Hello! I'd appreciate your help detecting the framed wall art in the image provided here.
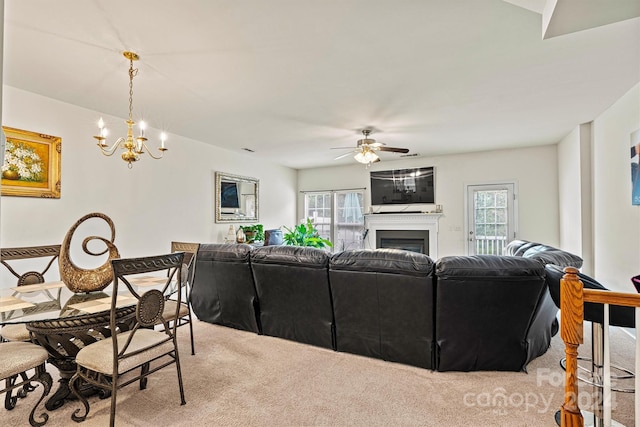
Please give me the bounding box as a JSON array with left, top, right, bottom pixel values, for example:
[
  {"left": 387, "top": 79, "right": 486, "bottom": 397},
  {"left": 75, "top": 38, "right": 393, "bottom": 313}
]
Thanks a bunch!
[
  {"left": 1, "top": 126, "right": 61, "bottom": 198},
  {"left": 632, "top": 127, "right": 640, "bottom": 205}
]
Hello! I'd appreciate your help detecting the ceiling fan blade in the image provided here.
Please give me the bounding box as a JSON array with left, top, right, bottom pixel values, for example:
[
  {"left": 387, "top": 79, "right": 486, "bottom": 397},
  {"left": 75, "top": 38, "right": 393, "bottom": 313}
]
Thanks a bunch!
[
  {"left": 330, "top": 147, "right": 356, "bottom": 150},
  {"left": 378, "top": 146, "right": 409, "bottom": 154},
  {"left": 334, "top": 150, "right": 356, "bottom": 160}
]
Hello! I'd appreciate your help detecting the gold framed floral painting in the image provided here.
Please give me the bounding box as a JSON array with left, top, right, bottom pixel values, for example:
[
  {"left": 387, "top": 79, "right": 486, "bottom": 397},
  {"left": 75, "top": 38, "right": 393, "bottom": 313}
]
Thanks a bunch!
[{"left": 1, "top": 126, "right": 61, "bottom": 198}]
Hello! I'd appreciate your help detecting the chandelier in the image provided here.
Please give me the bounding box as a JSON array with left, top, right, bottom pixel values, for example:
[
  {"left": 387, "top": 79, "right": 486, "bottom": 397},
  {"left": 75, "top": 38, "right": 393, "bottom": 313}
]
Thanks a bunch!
[{"left": 93, "top": 51, "right": 167, "bottom": 168}]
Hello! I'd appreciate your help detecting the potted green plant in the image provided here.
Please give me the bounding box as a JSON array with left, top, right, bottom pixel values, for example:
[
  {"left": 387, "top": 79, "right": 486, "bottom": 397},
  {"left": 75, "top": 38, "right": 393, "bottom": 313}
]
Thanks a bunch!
[
  {"left": 283, "top": 218, "right": 333, "bottom": 249},
  {"left": 240, "top": 224, "right": 264, "bottom": 243}
]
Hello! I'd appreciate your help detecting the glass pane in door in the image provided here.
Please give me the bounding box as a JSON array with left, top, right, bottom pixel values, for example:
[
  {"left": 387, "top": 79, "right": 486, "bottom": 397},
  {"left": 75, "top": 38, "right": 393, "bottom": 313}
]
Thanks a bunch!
[
  {"left": 468, "top": 184, "right": 514, "bottom": 255},
  {"left": 305, "top": 192, "right": 332, "bottom": 240},
  {"left": 334, "top": 191, "right": 364, "bottom": 251}
]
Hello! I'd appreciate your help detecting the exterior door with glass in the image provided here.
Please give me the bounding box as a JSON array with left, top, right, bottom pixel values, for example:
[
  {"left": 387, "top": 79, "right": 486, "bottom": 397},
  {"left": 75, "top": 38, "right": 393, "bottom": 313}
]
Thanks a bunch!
[{"left": 466, "top": 183, "right": 516, "bottom": 255}]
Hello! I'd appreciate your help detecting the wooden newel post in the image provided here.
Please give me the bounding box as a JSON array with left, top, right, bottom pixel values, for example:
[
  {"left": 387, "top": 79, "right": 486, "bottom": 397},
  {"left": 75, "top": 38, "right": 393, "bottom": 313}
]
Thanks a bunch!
[{"left": 559, "top": 267, "right": 584, "bottom": 427}]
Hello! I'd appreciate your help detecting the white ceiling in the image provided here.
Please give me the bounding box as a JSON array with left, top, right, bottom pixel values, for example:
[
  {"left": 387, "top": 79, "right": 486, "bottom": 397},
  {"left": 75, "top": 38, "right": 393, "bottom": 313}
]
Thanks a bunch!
[{"left": 3, "top": 0, "right": 639, "bottom": 170}]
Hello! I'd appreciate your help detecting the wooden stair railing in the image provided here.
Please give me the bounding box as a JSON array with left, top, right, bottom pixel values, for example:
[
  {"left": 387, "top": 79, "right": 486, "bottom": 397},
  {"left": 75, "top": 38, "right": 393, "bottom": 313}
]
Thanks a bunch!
[{"left": 560, "top": 267, "right": 640, "bottom": 427}]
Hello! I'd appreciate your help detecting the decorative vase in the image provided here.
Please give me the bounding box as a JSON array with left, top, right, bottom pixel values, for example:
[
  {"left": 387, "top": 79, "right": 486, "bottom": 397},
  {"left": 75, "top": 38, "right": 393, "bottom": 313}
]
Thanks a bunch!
[
  {"left": 2, "top": 170, "right": 20, "bottom": 180},
  {"left": 225, "top": 225, "right": 236, "bottom": 243},
  {"left": 236, "top": 227, "right": 246, "bottom": 243}
]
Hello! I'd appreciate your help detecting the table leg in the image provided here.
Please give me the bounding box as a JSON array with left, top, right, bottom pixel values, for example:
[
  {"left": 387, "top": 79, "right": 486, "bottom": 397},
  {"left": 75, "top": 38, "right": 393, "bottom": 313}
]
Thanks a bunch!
[{"left": 45, "top": 362, "right": 108, "bottom": 410}]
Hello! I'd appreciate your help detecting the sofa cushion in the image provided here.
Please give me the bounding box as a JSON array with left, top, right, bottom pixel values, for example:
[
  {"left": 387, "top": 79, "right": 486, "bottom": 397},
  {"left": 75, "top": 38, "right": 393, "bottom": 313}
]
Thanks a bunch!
[
  {"left": 250, "top": 245, "right": 329, "bottom": 268},
  {"left": 436, "top": 254, "right": 545, "bottom": 278},
  {"left": 504, "top": 239, "right": 583, "bottom": 269},
  {"left": 329, "top": 248, "right": 434, "bottom": 276},
  {"left": 513, "top": 241, "right": 542, "bottom": 257},
  {"left": 503, "top": 239, "right": 531, "bottom": 256},
  {"left": 526, "top": 248, "right": 583, "bottom": 269}
]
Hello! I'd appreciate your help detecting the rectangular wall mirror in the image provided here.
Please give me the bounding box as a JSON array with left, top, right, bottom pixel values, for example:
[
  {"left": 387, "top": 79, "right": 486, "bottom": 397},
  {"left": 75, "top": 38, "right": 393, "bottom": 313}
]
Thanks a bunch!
[{"left": 215, "top": 172, "right": 259, "bottom": 223}]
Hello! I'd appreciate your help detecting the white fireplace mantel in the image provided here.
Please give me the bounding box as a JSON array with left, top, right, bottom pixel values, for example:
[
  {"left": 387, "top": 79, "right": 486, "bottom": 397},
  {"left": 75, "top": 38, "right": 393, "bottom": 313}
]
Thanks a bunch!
[{"left": 364, "top": 213, "right": 442, "bottom": 259}]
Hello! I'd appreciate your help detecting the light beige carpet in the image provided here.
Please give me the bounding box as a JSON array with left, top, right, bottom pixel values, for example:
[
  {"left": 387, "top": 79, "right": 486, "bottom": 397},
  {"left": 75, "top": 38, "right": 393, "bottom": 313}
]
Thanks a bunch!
[{"left": 3, "top": 321, "right": 636, "bottom": 426}]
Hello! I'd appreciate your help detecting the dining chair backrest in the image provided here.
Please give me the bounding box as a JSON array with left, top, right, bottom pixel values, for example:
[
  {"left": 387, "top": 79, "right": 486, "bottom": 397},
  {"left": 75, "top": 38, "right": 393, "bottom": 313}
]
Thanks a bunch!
[
  {"left": 168, "top": 241, "right": 199, "bottom": 355},
  {"left": 1, "top": 244, "right": 61, "bottom": 286},
  {"left": 170, "top": 241, "right": 200, "bottom": 283},
  {"left": 110, "top": 252, "right": 185, "bottom": 342}
]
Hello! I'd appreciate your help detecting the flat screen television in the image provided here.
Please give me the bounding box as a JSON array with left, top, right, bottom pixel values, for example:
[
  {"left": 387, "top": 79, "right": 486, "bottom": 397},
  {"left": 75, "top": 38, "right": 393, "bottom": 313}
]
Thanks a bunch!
[
  {"left": 370, "top": 166, "right": 435, "bottom": 205},
  {"left": 220, "top": 181, "right": 240, "bottom": 208}
]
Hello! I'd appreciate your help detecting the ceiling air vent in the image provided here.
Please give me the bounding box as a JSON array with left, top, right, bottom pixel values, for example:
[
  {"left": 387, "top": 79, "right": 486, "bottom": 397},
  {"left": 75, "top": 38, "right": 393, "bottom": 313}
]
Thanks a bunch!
[
  {"left": 242, "top": 148, "right": 255, "bottom": 153},
  {"left": 400, "top": 153, "right": 419, "bottom": 158}
]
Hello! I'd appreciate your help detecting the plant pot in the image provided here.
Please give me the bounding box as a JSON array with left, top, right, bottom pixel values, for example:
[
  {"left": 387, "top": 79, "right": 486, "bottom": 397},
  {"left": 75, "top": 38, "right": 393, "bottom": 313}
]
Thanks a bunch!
[
  {"left": 244, "top": 230, "right": 256, "bottom": 243},
  {"left": 264, "top": 229, "right": 283, "bottom": 246}
]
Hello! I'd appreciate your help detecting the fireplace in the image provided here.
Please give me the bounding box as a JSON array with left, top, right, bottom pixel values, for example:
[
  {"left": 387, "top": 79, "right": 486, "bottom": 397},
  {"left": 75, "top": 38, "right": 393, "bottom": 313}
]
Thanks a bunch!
[
  {"left": 364, "top": 213, "right": 441, "bottom": 258},
  {"left": 377, "top": 229, "right": 429, "bottom": 254}
]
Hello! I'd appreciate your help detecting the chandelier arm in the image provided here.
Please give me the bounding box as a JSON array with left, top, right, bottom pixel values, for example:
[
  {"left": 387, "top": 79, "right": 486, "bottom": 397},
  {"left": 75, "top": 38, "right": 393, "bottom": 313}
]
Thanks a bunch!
[
  {"left": 138, "top": 140, "right": 166, "bottom": 160},
  {"left": 98, "top": 137, "right": 127, "bottom": 156}
]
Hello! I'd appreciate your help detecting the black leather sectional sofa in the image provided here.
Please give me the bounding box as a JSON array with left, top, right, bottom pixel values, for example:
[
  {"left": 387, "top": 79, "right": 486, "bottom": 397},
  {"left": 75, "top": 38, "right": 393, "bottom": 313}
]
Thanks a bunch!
[{"left": 190, "top": 240, "right": 582, "bottom": 372}]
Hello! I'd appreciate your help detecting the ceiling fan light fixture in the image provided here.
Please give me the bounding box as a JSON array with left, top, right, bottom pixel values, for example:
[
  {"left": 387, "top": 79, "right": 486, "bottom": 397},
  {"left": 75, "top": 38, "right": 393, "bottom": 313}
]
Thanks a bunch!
[{"left": 354, "top": 149, "right": 379, "bottom": 165}]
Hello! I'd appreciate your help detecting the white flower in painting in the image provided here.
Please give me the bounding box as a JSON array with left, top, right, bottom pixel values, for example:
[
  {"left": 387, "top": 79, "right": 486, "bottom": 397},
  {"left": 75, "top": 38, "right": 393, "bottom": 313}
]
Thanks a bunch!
[{"left": 2, "top": 141, "right": 44, "bottom": 181}]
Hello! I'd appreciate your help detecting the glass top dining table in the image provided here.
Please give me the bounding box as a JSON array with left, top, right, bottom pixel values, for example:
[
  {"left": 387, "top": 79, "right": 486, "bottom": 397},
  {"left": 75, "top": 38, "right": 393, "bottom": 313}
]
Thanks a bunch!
[
  {"left": 0, "top": 275, "right": 178, "bottom": 411},
  {"left": 0, "top": 276, "right": 171, "bottom": 325}
]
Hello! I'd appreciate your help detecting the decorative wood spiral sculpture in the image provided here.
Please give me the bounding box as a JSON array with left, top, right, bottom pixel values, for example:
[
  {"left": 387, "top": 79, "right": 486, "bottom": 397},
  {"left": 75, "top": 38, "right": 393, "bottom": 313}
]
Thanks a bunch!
[{"left": 59, "top": 212, "right": 120, "bottom": 293}]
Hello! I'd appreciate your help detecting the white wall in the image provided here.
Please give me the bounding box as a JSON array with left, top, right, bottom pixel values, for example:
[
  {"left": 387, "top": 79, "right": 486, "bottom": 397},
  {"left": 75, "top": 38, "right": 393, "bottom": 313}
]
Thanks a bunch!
[
  {"left": 298, "top": 144, "right": 559, "bottom": 258},
  {"left": 590, "top": 83, "right": 640, "bottom": 291},
  {"left": 558, "top": 126, "right": 582, "bottom": 253},
  {"left": 0, "top": 86, "right": 296, "bottom": 288},
  {"left": 557, "top": 123, "right": 595, "bottom": 275}
]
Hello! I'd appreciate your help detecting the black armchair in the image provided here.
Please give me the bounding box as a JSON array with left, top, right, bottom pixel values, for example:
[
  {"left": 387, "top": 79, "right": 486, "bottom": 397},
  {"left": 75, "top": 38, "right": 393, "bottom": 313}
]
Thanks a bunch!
[{"left": 190, "top": 244, "right": 260, "bottom": 333}]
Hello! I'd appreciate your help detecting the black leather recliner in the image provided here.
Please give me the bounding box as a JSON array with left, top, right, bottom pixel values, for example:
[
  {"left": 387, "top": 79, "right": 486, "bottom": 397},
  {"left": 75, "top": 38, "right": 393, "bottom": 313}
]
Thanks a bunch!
[
  {"left": 504, "top": 239, "right": 584, "bottom": 269},
  {"left": 190, "top": 243, "right": 261, "bottom": 333},
  {"left": 250, "top": 245, "right": 335, "bottom": 349},
  {"left": 545, "top": 264, "right": 635, "bottom": 327},
  {"left": 435, "top": 255, "right": 556, "bottom": 372},
  {"left": 329, "top": 249, "right": 436, "bottom": 369}
]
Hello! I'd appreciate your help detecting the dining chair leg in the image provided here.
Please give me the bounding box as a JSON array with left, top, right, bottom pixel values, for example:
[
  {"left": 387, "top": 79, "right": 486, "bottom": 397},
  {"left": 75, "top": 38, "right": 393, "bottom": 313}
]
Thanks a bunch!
[
  {"left": 173, "top": 342, "right": 186, "bottom": 405},
  {"left": 140, "top": 363, "right": 150, "bottom": 390},
  {"left": 28, "top": 365, "right": 52, "bottom": 427},
  {"left": 188, "top": 316, "right": 195, "bottom": 356},
  {"left": 5, "top": 370, "right": 41, "bottom": 410},
  {"left": 5, "top": 375, "right": 18, "bottom": 410},
  {"left": 109, "top": 382, "right": 117, "bottom": 427}
]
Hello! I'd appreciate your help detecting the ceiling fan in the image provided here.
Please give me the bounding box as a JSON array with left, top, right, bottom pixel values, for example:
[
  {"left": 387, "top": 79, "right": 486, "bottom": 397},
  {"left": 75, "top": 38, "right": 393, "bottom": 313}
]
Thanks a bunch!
[{"left": 332, "top": 130, "right": 409, "bottom": 165}]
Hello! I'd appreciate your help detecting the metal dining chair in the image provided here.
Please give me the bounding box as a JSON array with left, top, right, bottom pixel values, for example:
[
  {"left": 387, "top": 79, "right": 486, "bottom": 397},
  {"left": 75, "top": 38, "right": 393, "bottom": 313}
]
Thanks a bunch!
[
  {"left": 0, "top": 245, "right": 62, "bottom": 342},
  {"left": 157, "top": 241, "right": 199, "bottom": 355},
  {"left": 0, "top": 245, "right": 61, "bottom": 411},
  {"left": 1, "top": 341, "right": 53, "bottom": 426},
  {"left": 68, "top": 252, "right": 186, "bottom": 426}
]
